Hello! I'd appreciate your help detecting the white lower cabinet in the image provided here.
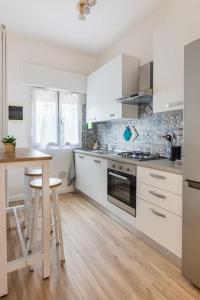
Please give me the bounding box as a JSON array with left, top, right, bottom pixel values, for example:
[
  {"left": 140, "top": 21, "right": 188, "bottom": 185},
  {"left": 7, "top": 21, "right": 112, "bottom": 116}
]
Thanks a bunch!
[
  {"left": 86, "top": 156, "right": 107, "bottom": 205},
  {"left": 137, "top": 182, "right": 182, "bottom": 216},
  {"left": 136, "top": 166, "right": 182, "bottom": 257},
  {"left": 75, "top": 153, "right": 107, "bottom": 205},
  {"left": 75, "top": 153, "right": 137, "bottom": 227},
  {"left": 137, "top": 199, "right": 182, "bottom": 257},
  {"left": 75, "top": 153, "right": 89, "bottom": 195},
  {"left": 76, "top": 158, "right": 183, "bottom": 257},
  {"left": 137, "top": 166, "right": 182, "bottom": 195}
]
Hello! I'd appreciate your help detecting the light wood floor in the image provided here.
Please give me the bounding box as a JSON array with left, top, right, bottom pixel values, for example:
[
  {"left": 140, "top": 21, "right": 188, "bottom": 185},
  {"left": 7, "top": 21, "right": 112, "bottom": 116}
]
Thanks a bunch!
[{"left": 6, "top": 192, "right": 200, "bottom": 300}]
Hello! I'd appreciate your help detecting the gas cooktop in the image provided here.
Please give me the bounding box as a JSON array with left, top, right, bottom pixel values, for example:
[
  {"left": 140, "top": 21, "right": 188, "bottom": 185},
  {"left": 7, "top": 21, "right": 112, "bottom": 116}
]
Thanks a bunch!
[{"left": 118, "top": 151, "right": 162, "bottom": 161}]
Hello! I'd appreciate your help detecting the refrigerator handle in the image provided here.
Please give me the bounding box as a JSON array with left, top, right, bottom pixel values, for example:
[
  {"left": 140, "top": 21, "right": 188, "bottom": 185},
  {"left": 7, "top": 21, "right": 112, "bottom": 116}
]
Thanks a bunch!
[{"left": 186, "top": 180, "right": 200, "bottom": 190}]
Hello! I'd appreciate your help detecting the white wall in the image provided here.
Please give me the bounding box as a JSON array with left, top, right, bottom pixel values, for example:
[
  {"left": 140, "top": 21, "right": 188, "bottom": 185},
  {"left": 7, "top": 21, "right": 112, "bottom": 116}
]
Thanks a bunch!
[
  {"left": 7, "top": 32, "right": 98, "bottom": 200},
  {"left": 20, "top": 63, "right": 86, "bottom": 93},
  {"left": 98, "top": 0, "right": 200, "bottom": 66},
  {"left": 7, "top": 0, "right": 200, "bottom": 200}
]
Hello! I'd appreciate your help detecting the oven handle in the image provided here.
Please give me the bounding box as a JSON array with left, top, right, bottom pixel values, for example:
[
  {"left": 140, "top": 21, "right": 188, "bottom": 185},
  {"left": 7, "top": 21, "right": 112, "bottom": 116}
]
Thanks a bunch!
[{"left": 108, "top": 172, "right": 128, "bottom": 181}]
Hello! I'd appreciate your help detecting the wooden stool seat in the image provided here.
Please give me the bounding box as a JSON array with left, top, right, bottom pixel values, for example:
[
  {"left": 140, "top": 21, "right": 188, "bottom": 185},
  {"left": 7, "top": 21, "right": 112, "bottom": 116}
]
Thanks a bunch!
[
  {"left": 30, "top": 178, "right": 62, "bottom": 190},
  {"left": 25, "top": 168, "right": 42, "bottom": 177}
]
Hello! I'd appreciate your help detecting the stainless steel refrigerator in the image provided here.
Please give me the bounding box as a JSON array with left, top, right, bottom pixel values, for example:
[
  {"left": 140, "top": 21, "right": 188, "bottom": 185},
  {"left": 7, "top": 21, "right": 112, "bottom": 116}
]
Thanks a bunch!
[{"left": 183, "top": 38, "right": 200, "bottom": 287}]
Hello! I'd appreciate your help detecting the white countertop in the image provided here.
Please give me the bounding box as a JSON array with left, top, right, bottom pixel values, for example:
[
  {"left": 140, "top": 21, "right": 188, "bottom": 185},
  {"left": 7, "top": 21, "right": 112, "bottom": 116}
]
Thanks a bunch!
[{"left": 74, "top": 149, "right": 183, "bottom": 175}]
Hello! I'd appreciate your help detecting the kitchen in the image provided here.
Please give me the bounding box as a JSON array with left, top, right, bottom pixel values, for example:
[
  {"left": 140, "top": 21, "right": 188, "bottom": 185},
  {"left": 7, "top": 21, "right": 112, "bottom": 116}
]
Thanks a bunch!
[{"left": 1, "top": 0, "right": 200, "bottom": 299}]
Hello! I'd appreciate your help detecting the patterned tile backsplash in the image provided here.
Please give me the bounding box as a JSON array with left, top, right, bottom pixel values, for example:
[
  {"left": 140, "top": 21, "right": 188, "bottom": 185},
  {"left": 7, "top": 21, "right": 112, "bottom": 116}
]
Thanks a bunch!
[
  {"left": 82, "top": 103, "right": 183, "bottom": 158},
  {"left": 82, "top": 104, "right": 98, "bottom": 149}
]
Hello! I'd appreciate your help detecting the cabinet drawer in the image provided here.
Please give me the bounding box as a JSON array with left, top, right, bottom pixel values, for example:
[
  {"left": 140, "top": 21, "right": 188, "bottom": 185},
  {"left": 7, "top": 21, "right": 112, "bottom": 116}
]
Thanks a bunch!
[
  {"left": 88, "top": 156, "right": 107, "bottom": 167},
  {"left": 137, "top": 199, "right": 182, "bottom": 257},
  {"left": 75, "top": 153, "right": 87, "bottom": 160},
  {"left": 137, "top": 182, "right": 182, "bottom": 216},
  {"left": 137, "top": 167, "right": 182, "bottom": 195}
]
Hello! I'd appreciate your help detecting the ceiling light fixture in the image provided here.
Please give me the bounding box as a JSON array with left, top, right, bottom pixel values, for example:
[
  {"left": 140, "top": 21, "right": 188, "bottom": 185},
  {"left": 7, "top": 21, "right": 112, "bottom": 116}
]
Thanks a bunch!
[{"left": 76, "top": 0, "right": 97, "bottom": 20}]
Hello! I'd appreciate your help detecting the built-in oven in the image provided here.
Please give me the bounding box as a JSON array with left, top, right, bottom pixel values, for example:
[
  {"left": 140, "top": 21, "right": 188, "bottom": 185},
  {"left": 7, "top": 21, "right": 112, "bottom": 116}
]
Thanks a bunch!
[{"left": 107, "top": 160, "right": 136, "bottom": 216}]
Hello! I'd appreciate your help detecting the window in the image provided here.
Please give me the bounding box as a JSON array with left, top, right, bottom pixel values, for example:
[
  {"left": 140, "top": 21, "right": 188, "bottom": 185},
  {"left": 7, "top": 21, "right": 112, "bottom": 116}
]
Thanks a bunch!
[{"left": 32, "top": 88, "right": 82, "bottom": 148}]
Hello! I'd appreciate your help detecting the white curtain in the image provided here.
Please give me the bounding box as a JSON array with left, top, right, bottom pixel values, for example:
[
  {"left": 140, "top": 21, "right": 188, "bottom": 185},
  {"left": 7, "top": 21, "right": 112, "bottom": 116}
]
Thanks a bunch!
[
  {"left": 59, "top": 92, "right": 82, "bottom": 147},
  {"left": 32, "top": 88, "right": 58, "bottom": 148},
  {"left": 32, "top": 88, "right": 83, "bottom": 148},
  {"left": 0, "top": 25, "right": 7, "bottom": 142}
]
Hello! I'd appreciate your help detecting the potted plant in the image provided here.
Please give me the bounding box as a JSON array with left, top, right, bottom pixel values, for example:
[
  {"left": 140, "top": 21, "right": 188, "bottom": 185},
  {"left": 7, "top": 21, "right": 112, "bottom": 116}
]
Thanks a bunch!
[{"left": 2, "top": 135, "right": 16, "bottom": 153}]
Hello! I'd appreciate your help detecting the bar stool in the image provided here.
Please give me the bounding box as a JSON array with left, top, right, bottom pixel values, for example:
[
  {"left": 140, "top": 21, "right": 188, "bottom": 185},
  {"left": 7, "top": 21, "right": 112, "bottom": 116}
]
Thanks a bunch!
[
  {"left": 24, "top": 168, "right": 42, "bottom": 234},
  {"left": 29, "top": 178, "right": 65, "bottom": 262}
]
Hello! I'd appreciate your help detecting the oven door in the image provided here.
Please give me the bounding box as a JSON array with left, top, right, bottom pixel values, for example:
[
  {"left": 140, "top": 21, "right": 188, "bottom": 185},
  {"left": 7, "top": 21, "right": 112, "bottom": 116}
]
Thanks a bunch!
[{"left": 107, "top": 168, "right": 136, "bottom": 216}]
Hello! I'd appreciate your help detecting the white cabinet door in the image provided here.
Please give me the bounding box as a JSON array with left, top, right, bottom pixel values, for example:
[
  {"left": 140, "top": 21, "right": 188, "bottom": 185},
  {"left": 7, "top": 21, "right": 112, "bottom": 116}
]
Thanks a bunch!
[
  {"left": 75, "top": 153, "right": 107, "bottom": 205},
  {"left": 153, "top": 11, "right": 200, "bottom": 114},
  {"left": 136, "top": 166, "right": 182, "bottom": 257},
  {"left": 153, "top": 23, "right": 185, "bottom": 113},
  {"left": 86, "top": 71, "right": 100, "bottom": 123},
  {"left": 137, "top": 181, "right": 182, "bottom": 216},
  {"left": 99, "top": 55, "right": 123, "bottom": 121},
  {"left": 87, "top": 56, "right": 122, "bottom": 123},
  {"left": 75, "top": 153, "right": 90, "bottom": 195},
  {"left": 137, "top": 166, "right": 182, "bottom": 195},
  {"left": 87, "top": 156, "right": 107, "bottom": 205},
  {"left": 86, "top": 54, "right": 138, "bottom": 122},
  {"left": 137, "top": 199, "right": 182, "bottom": 257}
]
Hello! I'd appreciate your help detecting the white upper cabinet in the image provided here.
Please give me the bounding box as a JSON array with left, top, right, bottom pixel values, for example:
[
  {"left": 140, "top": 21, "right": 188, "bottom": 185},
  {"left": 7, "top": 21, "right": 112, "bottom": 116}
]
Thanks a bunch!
[
  {"left": 86, "top": 54, "right": 139, "bottom": 123},
  {"left": 153, "top": 10, "right": 200, "bottom": 114},
  {"left": 153, "top": 22, "right": 185, "bottom": 113}
]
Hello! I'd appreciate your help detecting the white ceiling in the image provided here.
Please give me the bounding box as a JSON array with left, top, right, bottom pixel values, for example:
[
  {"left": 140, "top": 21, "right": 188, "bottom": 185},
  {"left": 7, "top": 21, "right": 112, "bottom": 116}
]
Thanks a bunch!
[{"left": 0, "top": 0, "right": 169, "bottom": 53}]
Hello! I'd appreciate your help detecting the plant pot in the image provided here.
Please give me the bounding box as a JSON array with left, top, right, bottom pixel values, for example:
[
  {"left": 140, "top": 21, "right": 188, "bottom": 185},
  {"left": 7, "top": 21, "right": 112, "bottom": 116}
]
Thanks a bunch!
[{"left": 3, "top": 143, "right": 15, "bottom": 153}]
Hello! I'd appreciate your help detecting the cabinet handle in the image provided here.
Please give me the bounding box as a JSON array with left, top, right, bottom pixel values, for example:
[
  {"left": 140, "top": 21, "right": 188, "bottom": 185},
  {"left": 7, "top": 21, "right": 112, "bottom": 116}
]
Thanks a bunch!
[
  {"left": 150, "top": 208, "right": 166, "bottom": 218},
  {"left": 94, "top": 159, "right": 101, "bottom": 164},
  {"left": 110, "top": 114, "right": 115, "bottom": 118},
  {"left": 149, "top": 190, "right": 166, "bottom": 199},
  {"left": 79, "top": 155, "right": 84, "bottom": 159},
  {"left": 149, "top": 173, "right": 166, "bottom": 180},
  {"left": 165, "top": 101, "right": 183, "bottom": 108}
]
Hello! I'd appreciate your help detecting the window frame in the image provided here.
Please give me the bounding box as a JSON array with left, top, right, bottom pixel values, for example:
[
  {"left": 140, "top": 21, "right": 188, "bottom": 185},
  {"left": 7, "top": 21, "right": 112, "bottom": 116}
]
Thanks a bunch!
[{"left": 32, "top": 87, "right": 82, "bottom": 150}]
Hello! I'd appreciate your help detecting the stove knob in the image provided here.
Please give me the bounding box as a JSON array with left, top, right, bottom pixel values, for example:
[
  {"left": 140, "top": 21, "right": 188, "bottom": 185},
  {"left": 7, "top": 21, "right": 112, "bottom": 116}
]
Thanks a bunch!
[
  {"left": 119, "top": 166, "right": 122, "bottom": 170},
  {"left": 126, "top": 168, "right": 130, "bottom": 172},
  {"left": 112, "top": 164, "right": 116, "bottom": 168}
]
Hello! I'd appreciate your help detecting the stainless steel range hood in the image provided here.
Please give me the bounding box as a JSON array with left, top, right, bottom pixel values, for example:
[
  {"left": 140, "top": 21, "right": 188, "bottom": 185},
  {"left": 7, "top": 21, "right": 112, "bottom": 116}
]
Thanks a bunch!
[{"left": 115, "top": 61, "right": 153, "bottom": 105}]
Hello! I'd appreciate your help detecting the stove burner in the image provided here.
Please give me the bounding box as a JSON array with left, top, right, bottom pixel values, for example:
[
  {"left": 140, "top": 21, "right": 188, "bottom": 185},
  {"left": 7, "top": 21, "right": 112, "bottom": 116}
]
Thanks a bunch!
[{"left": 118, "top": 151, "right": 161, "bottom": 161}]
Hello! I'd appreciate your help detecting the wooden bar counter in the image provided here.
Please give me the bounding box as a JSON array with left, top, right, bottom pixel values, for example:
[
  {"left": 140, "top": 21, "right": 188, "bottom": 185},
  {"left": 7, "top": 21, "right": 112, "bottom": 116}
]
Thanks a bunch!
[{"left": 0, "top": 148, "right": 52, "bottom": 297}]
